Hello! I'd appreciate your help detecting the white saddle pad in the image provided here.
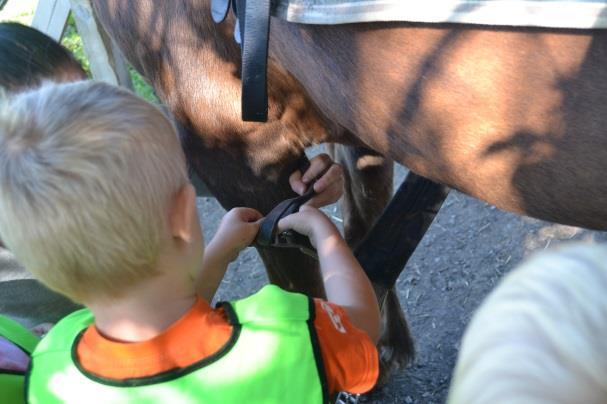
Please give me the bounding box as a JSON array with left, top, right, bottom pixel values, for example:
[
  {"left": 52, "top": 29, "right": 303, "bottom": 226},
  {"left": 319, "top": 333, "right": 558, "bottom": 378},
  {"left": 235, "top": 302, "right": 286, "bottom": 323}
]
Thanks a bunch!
[{"left": 272, "top": 0, "right": 607, "bottom": 29}]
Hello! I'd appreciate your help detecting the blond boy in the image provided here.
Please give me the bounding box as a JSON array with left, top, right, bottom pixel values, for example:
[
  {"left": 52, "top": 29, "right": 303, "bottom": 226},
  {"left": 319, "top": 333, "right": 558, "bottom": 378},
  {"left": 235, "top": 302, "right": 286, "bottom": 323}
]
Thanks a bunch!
[{"left": 0, "top": 81, "right": 380, "bottom": 403}]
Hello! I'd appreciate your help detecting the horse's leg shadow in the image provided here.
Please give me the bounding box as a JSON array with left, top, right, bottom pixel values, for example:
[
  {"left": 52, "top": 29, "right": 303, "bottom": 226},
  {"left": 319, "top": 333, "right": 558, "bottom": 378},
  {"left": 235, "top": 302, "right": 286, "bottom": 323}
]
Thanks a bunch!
[{"left": 354, "top": 170, "right": 450, "bottom": 383}]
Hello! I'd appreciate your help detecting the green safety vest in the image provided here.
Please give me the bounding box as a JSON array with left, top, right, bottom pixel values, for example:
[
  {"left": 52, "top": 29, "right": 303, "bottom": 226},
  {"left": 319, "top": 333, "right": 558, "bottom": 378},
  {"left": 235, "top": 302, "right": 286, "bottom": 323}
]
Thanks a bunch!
[
  {"left": 26, "top": 285, "right": 329, "bottom": 403},
  {"left": 0, "top": 315, "right": 39, "bottom": 404}
]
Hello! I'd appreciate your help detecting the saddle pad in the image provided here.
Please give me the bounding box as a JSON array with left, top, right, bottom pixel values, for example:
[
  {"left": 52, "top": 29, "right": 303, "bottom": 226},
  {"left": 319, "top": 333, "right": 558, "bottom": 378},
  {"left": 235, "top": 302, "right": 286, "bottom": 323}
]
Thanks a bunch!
[{"left": 272, "top": 0, "right": 607, "bottom": 29}]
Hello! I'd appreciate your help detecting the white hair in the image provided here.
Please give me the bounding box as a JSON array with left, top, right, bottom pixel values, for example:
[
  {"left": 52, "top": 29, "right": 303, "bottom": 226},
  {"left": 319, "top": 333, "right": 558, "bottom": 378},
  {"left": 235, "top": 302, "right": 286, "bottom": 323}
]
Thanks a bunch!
[
  {"left": 0, "top": 81, "right": 188, "bottom": 303},
  {"left": 448, "top": 243, "right": 607, "bottom": 404}
]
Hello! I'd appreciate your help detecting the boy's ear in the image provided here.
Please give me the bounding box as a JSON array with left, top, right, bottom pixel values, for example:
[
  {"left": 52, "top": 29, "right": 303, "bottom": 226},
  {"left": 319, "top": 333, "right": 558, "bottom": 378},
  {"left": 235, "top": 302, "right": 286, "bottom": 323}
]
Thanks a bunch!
[{"left": 169, "top": 183, "right": 197, "bottom": 243}]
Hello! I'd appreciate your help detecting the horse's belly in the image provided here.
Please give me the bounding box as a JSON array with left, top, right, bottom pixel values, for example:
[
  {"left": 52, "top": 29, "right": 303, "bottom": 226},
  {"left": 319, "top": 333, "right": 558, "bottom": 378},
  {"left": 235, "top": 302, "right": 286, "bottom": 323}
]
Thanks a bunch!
[{"left": 270, "top": 22, "right": 607, "bottom": 229}]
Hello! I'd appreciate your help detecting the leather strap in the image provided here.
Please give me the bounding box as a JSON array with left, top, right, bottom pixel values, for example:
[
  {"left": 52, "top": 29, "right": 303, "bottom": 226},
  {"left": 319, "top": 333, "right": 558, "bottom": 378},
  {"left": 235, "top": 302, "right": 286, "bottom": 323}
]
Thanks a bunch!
[
  {"left": 211, "top": 0, "right": 270, "bottom": 122},
  {"left": 239, "top": 0, "right": 270, "bottom": 122}
]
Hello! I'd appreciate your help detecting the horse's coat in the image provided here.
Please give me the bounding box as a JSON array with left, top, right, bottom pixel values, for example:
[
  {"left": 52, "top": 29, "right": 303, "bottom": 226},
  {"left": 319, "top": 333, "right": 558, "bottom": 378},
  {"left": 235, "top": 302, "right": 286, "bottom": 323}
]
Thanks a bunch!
[{"left": 267, "top": 21, "right": 607, "bottom": 229}]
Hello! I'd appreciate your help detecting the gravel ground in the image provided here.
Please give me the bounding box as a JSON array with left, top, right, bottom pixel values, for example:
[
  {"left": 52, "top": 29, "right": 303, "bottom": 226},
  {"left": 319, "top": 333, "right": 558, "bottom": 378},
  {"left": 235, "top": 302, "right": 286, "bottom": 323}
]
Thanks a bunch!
[{"left": 204, "top": 159, "right": 607, "bottom": 404}]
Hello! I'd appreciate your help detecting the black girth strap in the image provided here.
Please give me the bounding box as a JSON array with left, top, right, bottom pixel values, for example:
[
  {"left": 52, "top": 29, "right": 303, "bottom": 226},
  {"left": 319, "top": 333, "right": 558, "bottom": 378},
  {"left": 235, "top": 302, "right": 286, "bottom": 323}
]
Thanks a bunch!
[
  {"left": 354, "top": 173, "right": 450, "bottom": 288},
  {"left": 211, "top": 0, "right": 271, "bottom": 122},
  {"left": 253, "top": 157, "right": 321, "bottom": 259}
]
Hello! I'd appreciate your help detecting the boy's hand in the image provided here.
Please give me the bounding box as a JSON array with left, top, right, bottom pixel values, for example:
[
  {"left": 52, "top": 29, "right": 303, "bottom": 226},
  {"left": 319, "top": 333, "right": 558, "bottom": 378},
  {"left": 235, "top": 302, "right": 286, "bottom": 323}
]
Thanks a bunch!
[
  {"left": 197, "top": 207, "right": 262, "bottom": 301},
  {"left": 277, "top": 205, "right": 339, "bottom": 249},
  {"left": 289, "top": 154, "right": 343, "bottom": 208},
  {"left": 209, "top": 207, "right": 263, "bottom": 263}
]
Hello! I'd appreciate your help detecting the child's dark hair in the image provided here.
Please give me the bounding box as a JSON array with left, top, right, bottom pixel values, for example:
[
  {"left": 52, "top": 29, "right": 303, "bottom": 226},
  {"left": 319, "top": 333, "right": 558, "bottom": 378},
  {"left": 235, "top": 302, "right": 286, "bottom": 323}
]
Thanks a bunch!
[{"left": 0, "top": 22, "right": 86, "bottom": 91}]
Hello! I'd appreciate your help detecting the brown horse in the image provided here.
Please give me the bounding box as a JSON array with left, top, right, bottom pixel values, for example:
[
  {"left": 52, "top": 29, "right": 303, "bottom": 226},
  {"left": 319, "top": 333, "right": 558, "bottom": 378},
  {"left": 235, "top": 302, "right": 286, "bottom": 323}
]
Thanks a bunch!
[{"left": 92, "top": 0, "right": 607, "bottom": 378}]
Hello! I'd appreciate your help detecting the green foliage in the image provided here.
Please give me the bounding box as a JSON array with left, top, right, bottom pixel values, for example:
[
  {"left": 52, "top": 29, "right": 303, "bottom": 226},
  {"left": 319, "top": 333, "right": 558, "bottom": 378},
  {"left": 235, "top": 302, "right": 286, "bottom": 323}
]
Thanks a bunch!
[
  {"left": 130, "top": 66, "right": 159, "bottom": 103},
  {"left": 60, "top": 14, "right": 90, "bottom": 75}
]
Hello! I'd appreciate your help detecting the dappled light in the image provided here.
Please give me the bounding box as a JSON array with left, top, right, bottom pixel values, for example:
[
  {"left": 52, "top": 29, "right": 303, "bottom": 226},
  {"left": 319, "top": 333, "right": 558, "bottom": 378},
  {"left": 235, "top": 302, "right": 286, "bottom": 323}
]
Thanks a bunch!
[{"left": 269, "top": 15, "right": 607, "bottom": 231}]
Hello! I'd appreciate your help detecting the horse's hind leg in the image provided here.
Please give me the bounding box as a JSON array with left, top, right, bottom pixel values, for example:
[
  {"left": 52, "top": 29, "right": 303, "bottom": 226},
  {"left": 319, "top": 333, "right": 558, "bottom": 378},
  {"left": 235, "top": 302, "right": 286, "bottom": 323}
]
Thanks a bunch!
[
  {"left": 326, "top": 144, "right": 393, "bottom": 247},
  {"left": 355, "top": 173, "right": 450, "bottom": 381}
]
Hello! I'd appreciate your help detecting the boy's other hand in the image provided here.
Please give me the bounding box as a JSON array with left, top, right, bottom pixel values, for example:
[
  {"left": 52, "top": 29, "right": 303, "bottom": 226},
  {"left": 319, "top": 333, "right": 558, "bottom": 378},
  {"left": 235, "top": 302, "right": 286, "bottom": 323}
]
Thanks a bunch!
[
  {"left": 289, "top": 154, "right": 343, "bottom": 208},
  {"left": 211, "top": 207, "right": 263, "bottom": 263},
  {"left": 277, "top": 205, "right": 339, "bottom": 249}
]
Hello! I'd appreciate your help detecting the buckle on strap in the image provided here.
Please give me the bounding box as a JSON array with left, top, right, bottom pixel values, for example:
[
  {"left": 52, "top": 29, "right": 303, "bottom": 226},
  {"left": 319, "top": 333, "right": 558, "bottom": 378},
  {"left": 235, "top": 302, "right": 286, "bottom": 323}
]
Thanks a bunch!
[{"left": 254, "top": 186, "right": 318, "bottom": 259}]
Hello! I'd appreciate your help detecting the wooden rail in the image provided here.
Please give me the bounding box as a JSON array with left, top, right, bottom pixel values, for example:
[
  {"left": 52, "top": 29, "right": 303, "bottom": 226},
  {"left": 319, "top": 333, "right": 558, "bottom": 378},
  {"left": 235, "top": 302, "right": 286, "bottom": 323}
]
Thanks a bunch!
[{"left": 32, "top": 0, "right": 132, "bottom": 88}]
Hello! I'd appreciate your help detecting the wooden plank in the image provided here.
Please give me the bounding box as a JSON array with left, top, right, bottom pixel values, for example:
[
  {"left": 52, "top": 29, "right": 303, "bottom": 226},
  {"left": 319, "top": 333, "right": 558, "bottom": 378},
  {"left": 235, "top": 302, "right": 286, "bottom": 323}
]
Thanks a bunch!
[
  {"left": 68, "top": 0, "right": 132, "bottom": 88},
  {"left": 32, "top": 0, "right": 71, "bottom": 40}
]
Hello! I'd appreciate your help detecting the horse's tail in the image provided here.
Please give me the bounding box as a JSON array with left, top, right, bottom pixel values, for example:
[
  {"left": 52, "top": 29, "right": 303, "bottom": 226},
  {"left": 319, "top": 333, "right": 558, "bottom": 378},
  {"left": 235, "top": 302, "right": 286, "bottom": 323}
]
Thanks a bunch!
[{"left": 375, "top": 284, "right": 414, "bottom": 384}]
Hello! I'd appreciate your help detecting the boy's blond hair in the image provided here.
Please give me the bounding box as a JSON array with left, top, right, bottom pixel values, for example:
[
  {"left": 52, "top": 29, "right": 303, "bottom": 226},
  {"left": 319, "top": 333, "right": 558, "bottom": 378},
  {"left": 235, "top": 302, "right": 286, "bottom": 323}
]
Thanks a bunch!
[
  {"left": 448, "top": 243, "right": 607, "bottom": 404},
  {"left": 0, "top": 81, "right": 188, "bottom": 303}
]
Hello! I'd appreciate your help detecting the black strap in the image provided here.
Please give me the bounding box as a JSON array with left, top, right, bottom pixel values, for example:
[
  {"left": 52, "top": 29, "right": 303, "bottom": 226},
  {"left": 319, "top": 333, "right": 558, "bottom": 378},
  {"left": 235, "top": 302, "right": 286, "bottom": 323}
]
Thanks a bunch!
[
  {"left": 211, "top": 0, "right": 271, "bottom": 122},
  {"left": 253, "top": 157, "right": 324, "bottom": 259},
  {"left": 239, "top": 0, "right": 270, "bottom": 122},
  {"left": 354, "top": 172, "right": 450, "bottom": 288}
]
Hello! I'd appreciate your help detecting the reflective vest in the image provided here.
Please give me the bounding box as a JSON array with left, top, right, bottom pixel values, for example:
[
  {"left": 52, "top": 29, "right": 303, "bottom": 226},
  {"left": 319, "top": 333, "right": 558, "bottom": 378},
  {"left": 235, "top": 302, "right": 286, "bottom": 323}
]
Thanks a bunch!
[
  {"left": 27, "top": 285, "right": 329, "bottom": 403},
  {"left": 0, "top": 315, "right": 39, "bottom": 404}
]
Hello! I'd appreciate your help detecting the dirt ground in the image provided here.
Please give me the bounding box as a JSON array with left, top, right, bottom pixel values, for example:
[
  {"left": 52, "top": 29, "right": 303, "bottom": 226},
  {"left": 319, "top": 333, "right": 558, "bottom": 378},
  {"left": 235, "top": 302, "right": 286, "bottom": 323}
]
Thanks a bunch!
[{"left": 204, "top": 157, "right": 607, "bottom": 404}]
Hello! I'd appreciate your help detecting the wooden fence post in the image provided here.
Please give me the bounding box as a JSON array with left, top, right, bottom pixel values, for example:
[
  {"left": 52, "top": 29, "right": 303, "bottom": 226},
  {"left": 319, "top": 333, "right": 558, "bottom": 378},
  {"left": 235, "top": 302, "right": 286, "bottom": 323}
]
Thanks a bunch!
[
  {"left": 31, "top": 0, "right": 131, "bottom": 88},
  {"left": 32, "top": 0, "right": 71, "bottom": 40},
  {"left": 68, "top": 0, "right": 132, "bottom": 88}
]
